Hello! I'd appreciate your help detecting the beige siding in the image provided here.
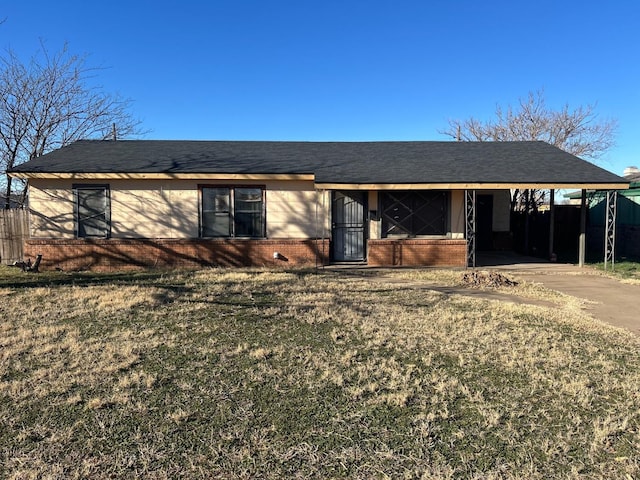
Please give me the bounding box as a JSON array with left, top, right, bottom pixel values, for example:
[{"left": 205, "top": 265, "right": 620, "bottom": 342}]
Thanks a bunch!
[
  {"left": 450, "top": 190, "right": 465, "bottom": 239},
  {"left": 368, "top": 191, "right": 380, "bottom": 239},
  {"left": 267, "top": 183, "right": 329, "bottom": 238},
  {"left": 29, "top": 179, "right": 476, "bottom": 241},
  {"left": 29, "top": 180, "right": 75, "bottom": 238},
  {"left": 109, "top": 180, "right": 199, "bottom": 238},
  {"left": 28, "top": 178, "right": 326, "bottom": 240}
]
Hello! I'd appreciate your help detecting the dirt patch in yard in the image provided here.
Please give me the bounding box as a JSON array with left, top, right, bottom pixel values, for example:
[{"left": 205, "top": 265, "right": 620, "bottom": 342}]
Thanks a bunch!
[
  {"left": 342, "top": 263, "right": 640, "bottom": 335},
  {"left": 327, "top": 263, "right": 640, "bottom": 335},
  {"left": 359, "top": 271, "right": 556, "bottom": 308},
  {"left": 461, "top": 271, "right": 518, "bottom": 288}
]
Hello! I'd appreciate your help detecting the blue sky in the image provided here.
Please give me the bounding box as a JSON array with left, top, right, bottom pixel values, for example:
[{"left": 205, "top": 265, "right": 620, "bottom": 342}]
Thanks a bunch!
[{"left": 2, "top": 0, "right": 639, "bottom": 175}]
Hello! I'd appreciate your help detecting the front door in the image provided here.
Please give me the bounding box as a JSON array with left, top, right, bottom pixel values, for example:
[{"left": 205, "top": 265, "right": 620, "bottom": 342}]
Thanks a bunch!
[{"left": 332, "top": 191, "right": 366, "bottom": 261}]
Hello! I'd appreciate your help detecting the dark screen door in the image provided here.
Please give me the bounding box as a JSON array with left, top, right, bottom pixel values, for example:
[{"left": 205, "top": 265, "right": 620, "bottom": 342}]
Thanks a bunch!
[{"left": 332, "top": 191, "right": 366, "bottom": 261}]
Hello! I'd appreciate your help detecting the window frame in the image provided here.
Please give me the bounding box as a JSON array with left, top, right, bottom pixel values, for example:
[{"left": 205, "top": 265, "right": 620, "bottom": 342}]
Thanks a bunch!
[
  {"left": 380, "top": 190, "right": 450, "bottom": 238},
  {"left": 199, "top": 185, "right": 266, "bottom": 238},
  {"left": 72, "top": 184, "right": 111, "bottom": 239}
]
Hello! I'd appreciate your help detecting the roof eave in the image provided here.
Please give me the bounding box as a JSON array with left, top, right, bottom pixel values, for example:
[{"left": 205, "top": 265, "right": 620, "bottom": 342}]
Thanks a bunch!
[
  {"left": 10, "top": 172, "right": 629, "bottom": 191},
  {"left": 9, "top": 172, "right": 316, "bottom": 181}
]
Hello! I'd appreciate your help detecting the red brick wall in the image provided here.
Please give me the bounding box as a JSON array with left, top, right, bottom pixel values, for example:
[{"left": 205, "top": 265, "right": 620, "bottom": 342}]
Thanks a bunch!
[
  {"left": 24, "top": 238, "right": 330, "bottom": 271},
  {"left": 367, "top": 239, "right": 467, "bottom": 267},
  {"left": 24, "top": 237, "right": 468, "bottom": 271}
]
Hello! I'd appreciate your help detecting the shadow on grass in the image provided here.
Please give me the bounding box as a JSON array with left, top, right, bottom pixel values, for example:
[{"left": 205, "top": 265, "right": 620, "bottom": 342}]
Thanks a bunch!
[
  {"left": 0, "top": 266, "right": 320, "bottom": 295},
  {"left": 0, "top": 266, "right": 191, "bottom": 290}
]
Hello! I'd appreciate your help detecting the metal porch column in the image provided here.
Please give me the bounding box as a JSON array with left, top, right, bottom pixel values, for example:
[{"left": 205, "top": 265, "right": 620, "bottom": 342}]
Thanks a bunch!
[
  {"left": 604, "top": 190, "right": 617, "bottom": 270},
  {"left": 548, "top": 189, "right": 555, "bottom": 260},
  {"left": 465, "top": 189, "right": 476, "bottom": 268},
  {"left": 579, "top": 189, "right": 587, "bottom": 267}
]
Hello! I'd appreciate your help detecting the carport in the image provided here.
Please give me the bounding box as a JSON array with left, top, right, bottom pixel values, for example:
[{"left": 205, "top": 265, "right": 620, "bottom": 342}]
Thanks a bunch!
[{"left": 465, "top": 186, "right": 627, "bottom": 269}]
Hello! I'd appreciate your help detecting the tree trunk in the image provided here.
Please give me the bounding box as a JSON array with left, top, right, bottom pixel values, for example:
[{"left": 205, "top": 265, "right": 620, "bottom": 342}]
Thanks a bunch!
[{"left": 3, "top": 175, "right": 12, "bottom": 209}]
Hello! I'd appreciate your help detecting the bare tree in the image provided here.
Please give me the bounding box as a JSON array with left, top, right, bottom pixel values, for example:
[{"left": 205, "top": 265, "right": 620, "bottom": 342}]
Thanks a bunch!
[
  {"left": 0, "top": 42, "right": 142, "bottom": 208},
  {"left": 442, "top": 90, "right": 618, "bottom": 212}
]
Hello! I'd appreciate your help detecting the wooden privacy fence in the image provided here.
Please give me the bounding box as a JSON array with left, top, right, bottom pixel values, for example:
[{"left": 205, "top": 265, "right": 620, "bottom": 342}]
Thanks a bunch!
[{"left": 0, "top": 209, "right": 28, "bottom": 265}]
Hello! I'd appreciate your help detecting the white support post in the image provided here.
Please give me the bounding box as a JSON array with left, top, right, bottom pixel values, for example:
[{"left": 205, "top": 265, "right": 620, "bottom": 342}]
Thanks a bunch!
[
  {"left": 579, "top": 189, "right": 587, "bottom": 268},
  {"left": 548, "top": 189, "right": 555, "bottom": 260}
]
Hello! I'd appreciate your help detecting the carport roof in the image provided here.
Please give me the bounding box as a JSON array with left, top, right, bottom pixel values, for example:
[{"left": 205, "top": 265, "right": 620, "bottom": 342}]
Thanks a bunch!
[{"left": 9, "top": 140, "right": 629, "bottom": 190}]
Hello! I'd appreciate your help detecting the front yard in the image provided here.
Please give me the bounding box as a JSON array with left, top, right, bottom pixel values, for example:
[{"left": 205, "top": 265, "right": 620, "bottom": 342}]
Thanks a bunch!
[{"left": 0, "top": 267, "right": 638, "bottom": 479}]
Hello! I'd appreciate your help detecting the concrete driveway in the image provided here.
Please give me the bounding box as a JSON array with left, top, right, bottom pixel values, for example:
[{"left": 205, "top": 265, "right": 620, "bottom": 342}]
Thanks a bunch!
[{"left": 481, "top": 254, "right": 640, "bottom": 335}]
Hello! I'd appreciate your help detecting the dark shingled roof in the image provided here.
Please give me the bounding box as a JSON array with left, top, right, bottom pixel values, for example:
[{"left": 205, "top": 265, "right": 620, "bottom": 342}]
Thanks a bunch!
[{"left": 10, "top": 140, "right": 627, "bottom": 186}]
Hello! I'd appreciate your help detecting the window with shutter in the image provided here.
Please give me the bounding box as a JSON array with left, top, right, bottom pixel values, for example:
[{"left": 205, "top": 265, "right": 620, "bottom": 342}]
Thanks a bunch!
[
  {"left": 381, "top": 191, "right": 448, "bottom": 237},
  {"left": 73, "top": 185, "right": 111, "bottom": 238}
]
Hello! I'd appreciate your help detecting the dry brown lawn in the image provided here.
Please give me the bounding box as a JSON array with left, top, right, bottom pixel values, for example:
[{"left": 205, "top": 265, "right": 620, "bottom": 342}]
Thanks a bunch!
[{"left": 0, "top": 266, "right": 639, "bottom": 479}]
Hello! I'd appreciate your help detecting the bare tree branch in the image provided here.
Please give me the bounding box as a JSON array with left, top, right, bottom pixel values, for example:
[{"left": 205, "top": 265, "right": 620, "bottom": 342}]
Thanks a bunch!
[
  {"left": 0, "top": 42, "right": 144, "bottom": 208},
  {"left": 441, "top": 89, "right": 618, "bottom": 212}
]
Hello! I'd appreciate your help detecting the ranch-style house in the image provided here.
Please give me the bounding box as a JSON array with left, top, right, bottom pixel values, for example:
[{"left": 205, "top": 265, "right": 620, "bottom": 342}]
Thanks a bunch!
[{"left": 8, "top": 140, "right": 628, "bottom": 271}]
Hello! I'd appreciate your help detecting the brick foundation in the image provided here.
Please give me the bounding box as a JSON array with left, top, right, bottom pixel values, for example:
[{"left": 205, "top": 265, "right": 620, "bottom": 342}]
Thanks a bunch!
[
  {"left": 24, "top": 238, "right": 330, "bottom": 272},
  {"left": 367, "top": 239, "right": 467, "bottom": 267},
  {"left": 24, "top": 237, "right": 468, "bottom": 271}
]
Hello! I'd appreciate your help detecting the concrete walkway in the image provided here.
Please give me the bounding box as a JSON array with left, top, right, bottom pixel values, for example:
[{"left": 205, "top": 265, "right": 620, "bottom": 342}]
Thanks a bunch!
[{"left": 482, "top": 255, "right": 640, "bottom": 335}]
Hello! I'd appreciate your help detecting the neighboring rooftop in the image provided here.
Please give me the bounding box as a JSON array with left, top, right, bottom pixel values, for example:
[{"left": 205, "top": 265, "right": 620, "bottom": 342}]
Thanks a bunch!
[
  {"left": 623, "top": 166, "right": 640, "bottom": 179},
  {"left": 624, "top": 173, "right": 640, "bottom": 184},
  {"left": 628, "top": 174, "right": 640, "bottom": 184},
  {"left": 9, "top": 140, "right": 628, "bottom": 187}
]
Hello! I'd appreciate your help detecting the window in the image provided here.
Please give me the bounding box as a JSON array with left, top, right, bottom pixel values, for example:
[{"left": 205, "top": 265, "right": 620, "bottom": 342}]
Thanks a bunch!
[
  {"left": 201, "top": 186, "right": 265, "bottom": 238},
  {"left": 381, "top": 191, "right": 448, "bottom": 237},
  {"left": 73, "top": 185, "right": 111, "bottom": 238}
]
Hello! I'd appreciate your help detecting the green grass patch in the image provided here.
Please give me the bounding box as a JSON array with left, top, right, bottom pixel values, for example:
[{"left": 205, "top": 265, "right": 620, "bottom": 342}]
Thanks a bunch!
[
  {"left": 590, "top": 260, "right": 640, "bottom": 280},
  {"left": 0, "top": 267, "right": 639, "bottom": 478}
]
